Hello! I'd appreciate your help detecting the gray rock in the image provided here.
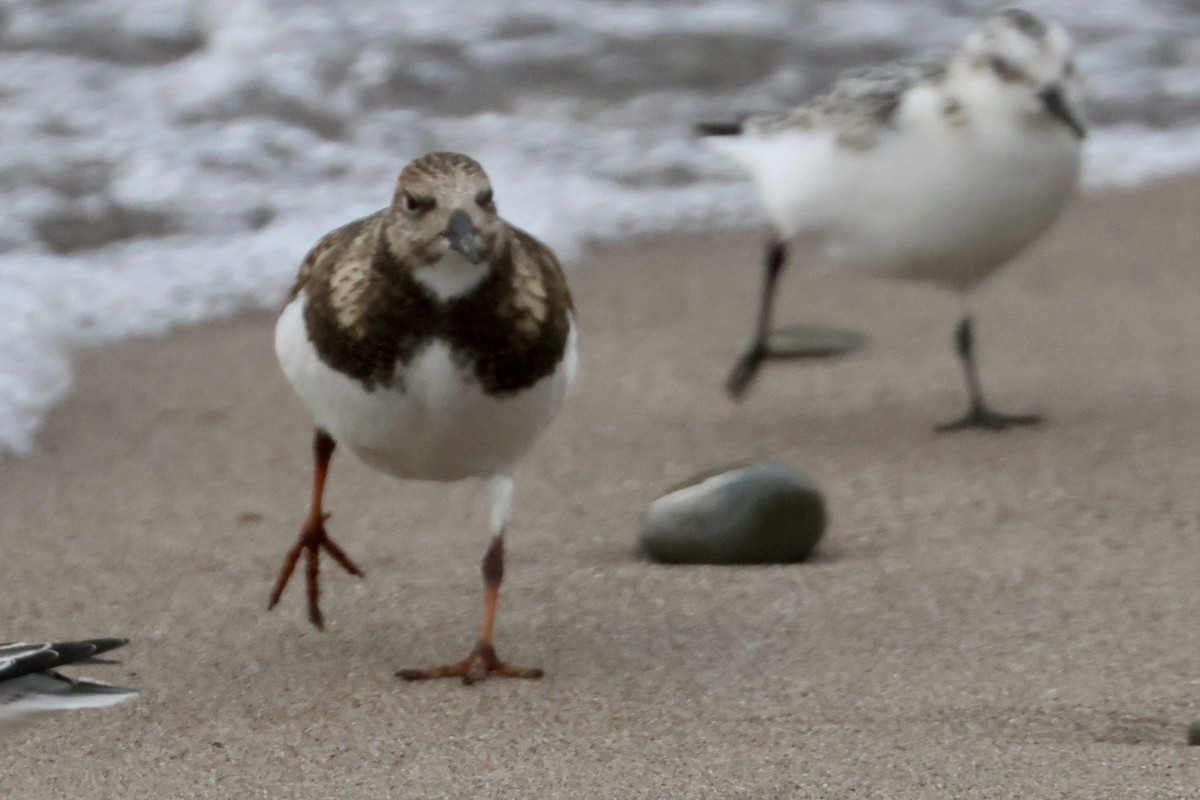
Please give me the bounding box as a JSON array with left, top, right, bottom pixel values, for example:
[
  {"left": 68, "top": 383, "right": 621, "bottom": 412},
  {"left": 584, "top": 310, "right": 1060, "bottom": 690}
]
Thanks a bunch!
[
  {"left": 1188, "top": 719, "right": 1200, "bottom": 746},
  {"left": 639, "top": 461, "right": 825, "bottom": 564}
]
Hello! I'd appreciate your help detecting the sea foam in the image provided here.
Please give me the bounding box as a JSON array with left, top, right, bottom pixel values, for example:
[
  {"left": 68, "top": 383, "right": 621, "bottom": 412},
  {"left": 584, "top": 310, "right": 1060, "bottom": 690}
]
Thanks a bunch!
[{"left": 2, "top": 0, "right": 1200, "bottom": 454}]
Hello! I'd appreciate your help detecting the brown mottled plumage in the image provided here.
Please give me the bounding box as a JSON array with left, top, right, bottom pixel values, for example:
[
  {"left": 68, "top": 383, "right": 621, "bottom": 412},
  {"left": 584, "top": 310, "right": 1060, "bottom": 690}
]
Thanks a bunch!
[
  {"left": 270, "top": 152, "right": 577, "bottom": 684},
  {"left": 288, "top": 158, "right": 572, "bottom": 394}
]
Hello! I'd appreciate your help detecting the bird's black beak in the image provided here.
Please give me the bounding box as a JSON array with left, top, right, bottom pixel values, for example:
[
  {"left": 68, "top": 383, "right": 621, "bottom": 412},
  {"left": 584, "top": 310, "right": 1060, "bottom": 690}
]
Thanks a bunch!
[
  {"left": 1039, "top": 85, "right": 1086, "bottom": 140},
  {"left": 445, "top": 210, "right": 485, "bottom": 265}
]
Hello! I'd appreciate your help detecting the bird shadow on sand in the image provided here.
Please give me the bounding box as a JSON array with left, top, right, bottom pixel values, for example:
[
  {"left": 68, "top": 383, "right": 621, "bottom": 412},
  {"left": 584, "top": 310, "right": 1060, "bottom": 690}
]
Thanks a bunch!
[{"left": 943, "top": 704, "right": 1187, "bottom": 747}]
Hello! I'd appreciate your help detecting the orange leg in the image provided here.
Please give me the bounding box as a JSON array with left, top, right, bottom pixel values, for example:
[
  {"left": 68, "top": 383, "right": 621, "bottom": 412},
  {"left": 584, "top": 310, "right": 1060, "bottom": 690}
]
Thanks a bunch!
[
  {"left": 268, "top": 429, "right": 364, "bottom": 630},
  {"left": 396, "top": 536, "right": 542, "bottom": 685}
]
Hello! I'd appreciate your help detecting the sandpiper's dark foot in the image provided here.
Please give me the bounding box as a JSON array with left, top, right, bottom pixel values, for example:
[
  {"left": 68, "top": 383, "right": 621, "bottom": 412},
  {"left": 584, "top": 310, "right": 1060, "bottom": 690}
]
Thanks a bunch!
[
  {"left": 268, "top": 513, "right": 364, "bottom": 630},
  {"left": 726, "top": 343, "right": 766, "bottom": 399},
  {"left": 396, "top": 642, "right": 543, "bottom": 686},
  {"left": 936, "top": 406, "right": 1042, "bottom": 433}
]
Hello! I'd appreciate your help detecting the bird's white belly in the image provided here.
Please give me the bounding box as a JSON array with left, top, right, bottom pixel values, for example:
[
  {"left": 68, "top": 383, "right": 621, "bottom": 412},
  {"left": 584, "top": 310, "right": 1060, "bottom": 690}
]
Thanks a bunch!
[
  {"left": 826, "top": 124, "right": 1080, "bottom": 288},
  {"left": 275, "top": 297, "right": 576, "bottom": 482},
  {"left": 719, "top": 120, "right": 1081, "bottom": 292}
]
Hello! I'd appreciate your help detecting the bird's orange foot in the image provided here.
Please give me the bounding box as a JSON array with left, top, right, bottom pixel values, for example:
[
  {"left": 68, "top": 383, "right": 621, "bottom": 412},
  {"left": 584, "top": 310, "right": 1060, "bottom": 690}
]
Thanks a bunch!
[
  {"left": 396, "top": 643, "right": 543, "bottom": 685},
  {"left": 267, "top": 512, "right": 364, "bottom": 630}
]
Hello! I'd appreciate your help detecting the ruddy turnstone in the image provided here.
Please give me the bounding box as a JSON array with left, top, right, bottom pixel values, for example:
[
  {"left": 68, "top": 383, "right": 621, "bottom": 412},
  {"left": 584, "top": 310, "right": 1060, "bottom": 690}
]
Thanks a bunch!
[
  {"left": 700, "top": 9, "right": 1085, "bottom": 430},
  {"left": 270, "top": 151, "right": 576, "bottom": 684},
  {"left": 0, "top": 638, "right": 137, "bottom": 731}
]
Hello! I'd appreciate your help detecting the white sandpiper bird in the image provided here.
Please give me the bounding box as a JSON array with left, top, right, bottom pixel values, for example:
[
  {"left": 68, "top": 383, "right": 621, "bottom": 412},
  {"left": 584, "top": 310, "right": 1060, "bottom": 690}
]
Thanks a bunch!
[
  {"left": 271, "top": 152, "right": 577, "bottom": 684},
  {"left": 699, "top": 8, "right": 1085, "bottom": 430},
  {"left": 0, "top": 638, "right": 137, "bottom": 732}
]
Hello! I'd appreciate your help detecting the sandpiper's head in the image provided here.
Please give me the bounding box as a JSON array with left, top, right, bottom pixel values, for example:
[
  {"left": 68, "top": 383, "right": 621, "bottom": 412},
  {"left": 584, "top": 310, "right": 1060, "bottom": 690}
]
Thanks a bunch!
[
  {"left": 954, "top": 9, "right": 1086, "bottom": 140},
  {"left": 384, "top": 152, "right": 506, "bottom": 267}
]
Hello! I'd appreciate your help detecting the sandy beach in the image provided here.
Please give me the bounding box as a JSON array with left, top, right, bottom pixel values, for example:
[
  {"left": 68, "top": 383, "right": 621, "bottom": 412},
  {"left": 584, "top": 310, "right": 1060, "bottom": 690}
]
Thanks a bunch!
[{"left": 2, "top": 178, "right": 1199, "bottom": 798}]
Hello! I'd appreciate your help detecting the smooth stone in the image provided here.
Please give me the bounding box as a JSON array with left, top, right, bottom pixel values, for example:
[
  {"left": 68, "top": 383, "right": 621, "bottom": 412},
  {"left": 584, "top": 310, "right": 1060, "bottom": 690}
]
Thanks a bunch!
[
  {"left": 639, "top": 461, "right": 825, "bottom": 565},
  {"left": 766, "top": 324, "right": 867, "bottom": 360},
  {"left": 1188, "top": 720, "right": 1200, "bottom": 746}
]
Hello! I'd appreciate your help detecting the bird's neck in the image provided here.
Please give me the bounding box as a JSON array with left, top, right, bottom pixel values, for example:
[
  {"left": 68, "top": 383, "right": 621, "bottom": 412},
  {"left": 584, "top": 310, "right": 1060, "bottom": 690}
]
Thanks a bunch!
[{"left": 369, "top": 225, "right": 516, "bottom": 307}]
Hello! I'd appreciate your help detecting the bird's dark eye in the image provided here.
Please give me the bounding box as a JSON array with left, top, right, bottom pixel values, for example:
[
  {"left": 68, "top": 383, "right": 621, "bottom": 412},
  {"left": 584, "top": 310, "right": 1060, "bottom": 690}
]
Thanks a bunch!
[
  {"left": 475, "top": 188, "right": 494, "bottom": 208},
  {"left": 989, "top": 56, "right": 1024, "bottom": 82},
  {"left": 402, "top": 192, "right": 435, "bottom": 214}
]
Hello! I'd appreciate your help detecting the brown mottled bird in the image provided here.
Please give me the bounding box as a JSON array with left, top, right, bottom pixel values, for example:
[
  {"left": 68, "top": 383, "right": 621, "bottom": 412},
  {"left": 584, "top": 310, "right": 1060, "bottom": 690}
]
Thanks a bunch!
[{"left": 270, "top": 152, "right": 577, "bottom": 683}]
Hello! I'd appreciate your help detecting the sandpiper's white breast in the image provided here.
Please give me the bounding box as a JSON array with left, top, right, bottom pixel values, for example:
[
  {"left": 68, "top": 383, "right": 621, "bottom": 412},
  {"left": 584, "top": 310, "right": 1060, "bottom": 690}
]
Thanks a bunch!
[
  {"left": 826, "top": 100, "right": 1081, "bottom": 288},
  {"left": 275, "top": 294, "right": 576, "bottom": 482},
  {"left": 715, "top": 106, "right": 1080, "bottom": 292}
]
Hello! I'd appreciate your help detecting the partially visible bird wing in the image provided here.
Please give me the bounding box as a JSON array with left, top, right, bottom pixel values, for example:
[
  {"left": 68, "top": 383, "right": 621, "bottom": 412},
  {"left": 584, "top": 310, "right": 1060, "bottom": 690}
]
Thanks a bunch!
[
  {"left": 286, "top": 211, "right": 384, "bottom": 303},
  {"left": 510, "top": 226, "right": 573, "bottom": 314},
  {"left": 0, "top": 639, "right": 128, "bottom": 684},
  {"left": 0, "top": 638, "right": 136, "bottom": 726},
  {"left": 699, "top": 55, "right": 948, "bottom": 150}
]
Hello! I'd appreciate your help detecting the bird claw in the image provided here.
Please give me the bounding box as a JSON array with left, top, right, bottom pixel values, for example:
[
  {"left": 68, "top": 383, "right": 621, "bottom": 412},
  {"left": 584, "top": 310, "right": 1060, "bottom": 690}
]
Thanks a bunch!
[
  {"left": 267, "top": 515, "right": 364, "bottom": 629},
  {"left": 396, "top": 642, "right": 543, "bottom": 685}
]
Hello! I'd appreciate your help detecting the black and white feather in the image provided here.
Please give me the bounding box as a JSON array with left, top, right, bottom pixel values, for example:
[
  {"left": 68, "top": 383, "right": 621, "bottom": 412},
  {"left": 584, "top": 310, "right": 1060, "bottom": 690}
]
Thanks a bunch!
[
  {"left": 0, "top": 638, "right": 137, "bottom": 730},
  {"left": 701, "top": 57, "right": 949, "bottom": 150}
]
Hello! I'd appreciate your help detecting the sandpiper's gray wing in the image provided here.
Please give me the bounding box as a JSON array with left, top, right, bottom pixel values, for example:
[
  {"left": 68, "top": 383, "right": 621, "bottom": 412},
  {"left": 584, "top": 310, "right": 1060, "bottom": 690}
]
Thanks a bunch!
[{"left": 699, "top": 55, "right": 949, "bottom": 149}]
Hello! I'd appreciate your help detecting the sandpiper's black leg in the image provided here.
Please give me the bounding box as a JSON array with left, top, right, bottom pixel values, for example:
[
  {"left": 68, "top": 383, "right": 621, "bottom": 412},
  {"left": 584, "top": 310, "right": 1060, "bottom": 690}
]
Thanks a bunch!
[
  {"left": 936, "top": 315, "right": 1042, "bottom": 432},
  {"left": 726, "top": 239, "right": 787, "bottom": 399}
]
